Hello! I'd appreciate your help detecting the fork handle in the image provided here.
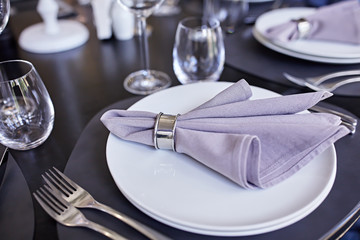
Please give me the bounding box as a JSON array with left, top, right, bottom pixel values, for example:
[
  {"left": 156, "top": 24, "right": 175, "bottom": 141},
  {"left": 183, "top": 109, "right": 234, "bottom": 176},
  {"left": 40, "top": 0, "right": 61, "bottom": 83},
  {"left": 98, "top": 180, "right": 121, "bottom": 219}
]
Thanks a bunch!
[
  {"left": 92, "top": 201, "right": 172, "bottom": 240},
  {"left": 84, "top": 220, "right": 128, "bottom": 240},
  {"left": 316, "top": 70, "right": 360, "bottom": 85}
]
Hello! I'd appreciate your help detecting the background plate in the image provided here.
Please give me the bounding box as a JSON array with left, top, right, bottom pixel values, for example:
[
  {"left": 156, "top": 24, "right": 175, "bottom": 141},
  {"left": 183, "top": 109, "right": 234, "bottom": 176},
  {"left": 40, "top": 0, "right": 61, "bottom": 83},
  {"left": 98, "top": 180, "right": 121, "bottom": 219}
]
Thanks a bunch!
[{"left": 254, "top": 8, "right": 360, "bottom": 63}]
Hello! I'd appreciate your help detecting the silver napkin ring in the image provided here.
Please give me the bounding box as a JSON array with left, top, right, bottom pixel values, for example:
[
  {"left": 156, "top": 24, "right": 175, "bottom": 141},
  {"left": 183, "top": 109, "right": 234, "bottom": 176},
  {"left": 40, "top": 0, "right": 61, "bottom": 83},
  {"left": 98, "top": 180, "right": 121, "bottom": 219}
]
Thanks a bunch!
[
  {"left": 154, "top": 112, "right": 180, "bottom": 151},
  {"left": 293, "top": 18, "right": 312, "bottom": 39}
]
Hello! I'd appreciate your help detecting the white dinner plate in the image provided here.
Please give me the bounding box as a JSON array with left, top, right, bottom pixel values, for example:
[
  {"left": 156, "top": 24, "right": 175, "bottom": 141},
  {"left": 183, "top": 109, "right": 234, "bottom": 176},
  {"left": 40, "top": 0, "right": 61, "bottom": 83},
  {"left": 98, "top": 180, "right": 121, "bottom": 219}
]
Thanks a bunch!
[
  {"left": 253, "top": 8, "right": 360, "bottom": 63},
  {"left": 106, "top": 82, "right": 336, "bottom": 236}
]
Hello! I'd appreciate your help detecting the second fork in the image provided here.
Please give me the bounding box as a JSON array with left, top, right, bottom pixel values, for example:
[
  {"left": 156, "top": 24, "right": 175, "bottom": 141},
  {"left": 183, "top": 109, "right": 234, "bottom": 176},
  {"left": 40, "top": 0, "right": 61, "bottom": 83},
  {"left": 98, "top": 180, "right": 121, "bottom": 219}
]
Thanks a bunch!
[
  {"left": 283, "top": 72, "right": 360, "bottom": 92},
  {"left": 34, "top": 185, "right": 127, "bottom": 240},
  {"left": 43, "top": 167, "right": 171, "bottom": 240}
]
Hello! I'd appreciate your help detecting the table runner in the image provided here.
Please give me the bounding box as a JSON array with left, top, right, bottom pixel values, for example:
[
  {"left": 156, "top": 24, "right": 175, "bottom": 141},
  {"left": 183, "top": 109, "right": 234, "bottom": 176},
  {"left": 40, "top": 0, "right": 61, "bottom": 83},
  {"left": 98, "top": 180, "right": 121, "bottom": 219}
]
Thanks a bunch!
[
  {"left": 0, "top": 153, "right": 34, "bottom": 240},
  {"left": 59, "top": 96, "right": 360, "bottom": 239}
]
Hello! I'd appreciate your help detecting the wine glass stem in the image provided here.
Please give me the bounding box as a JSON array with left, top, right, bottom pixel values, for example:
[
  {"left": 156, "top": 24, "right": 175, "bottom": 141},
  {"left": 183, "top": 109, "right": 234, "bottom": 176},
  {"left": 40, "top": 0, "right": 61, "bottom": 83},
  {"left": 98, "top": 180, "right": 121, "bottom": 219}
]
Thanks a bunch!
[{"left": 136, "top": 16, "right": 150, "bottom": 71}]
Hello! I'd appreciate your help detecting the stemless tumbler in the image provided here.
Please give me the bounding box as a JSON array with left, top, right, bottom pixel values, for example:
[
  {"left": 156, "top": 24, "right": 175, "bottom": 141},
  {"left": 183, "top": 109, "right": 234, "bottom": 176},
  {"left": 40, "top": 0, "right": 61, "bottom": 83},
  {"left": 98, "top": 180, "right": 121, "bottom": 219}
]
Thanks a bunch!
[
  {"left": 0, "top": 60, "right": 54, "bottom": 150},
  {"left": 173, "top": 17, "right": 225, "bottom": 84}
]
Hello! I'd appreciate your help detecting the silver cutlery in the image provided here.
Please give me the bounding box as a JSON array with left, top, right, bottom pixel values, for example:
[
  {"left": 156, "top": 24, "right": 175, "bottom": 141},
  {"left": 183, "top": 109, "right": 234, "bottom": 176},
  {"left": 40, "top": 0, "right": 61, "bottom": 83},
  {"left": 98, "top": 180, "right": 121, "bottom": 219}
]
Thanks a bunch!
[
  {"left": 309, "top": 105, "right": 357, "bottom": 126},
  {"left": 43, "top": 167, "right": 171, "bottom": 240},
  {"left": 283, "top": 72, "right": 360, "bottom": 92},
  {"left": 309, "top": 105, "right": 357, "bottom": 134},
  {"left": 33, "top": 185, "right": 127, "bottom": 240}
]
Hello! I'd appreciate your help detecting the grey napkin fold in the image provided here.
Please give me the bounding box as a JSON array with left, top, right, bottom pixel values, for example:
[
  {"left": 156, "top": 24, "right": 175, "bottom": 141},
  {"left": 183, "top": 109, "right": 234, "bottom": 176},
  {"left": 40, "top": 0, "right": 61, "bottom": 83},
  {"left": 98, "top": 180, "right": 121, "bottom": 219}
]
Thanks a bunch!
[
  {"left": 264, "top": 0, "right": 360, "bottom": 44},
  {"left": 101, "top": 80, "right": 349, "bottom": 189}
]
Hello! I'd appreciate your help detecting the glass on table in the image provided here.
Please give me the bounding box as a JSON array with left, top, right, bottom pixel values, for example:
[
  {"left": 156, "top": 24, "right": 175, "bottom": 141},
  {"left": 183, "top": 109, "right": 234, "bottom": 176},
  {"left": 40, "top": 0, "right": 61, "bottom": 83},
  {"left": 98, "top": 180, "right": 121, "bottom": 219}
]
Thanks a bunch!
[
  {"left": 116, "top": 0, "right": 172, "bottom": 95},
  {"left": 203, "top": 0, "right": 249, "bottom": 34},
  {"left": 0, "top": 60, "right": 55, "bottom": 150},
  {"left": 173, "top": 17, "right": 225, "bottom": 84},
  {"left": 0, "top": 0, "right": 10, "bottom": 34},
  {"left": 153, "top": 0, "right": 181, "bottom": 16}
]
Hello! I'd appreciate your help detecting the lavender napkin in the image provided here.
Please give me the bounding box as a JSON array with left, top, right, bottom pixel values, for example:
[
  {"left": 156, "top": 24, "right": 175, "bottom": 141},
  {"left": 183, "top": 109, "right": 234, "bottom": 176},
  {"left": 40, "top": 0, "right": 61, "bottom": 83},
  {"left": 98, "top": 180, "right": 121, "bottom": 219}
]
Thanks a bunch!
[
  {"left": 264, "top": 0, "right": 360, "bottom": 44},
  {"left": 101, "top": 80, "right": 349, "bottom": 189}
]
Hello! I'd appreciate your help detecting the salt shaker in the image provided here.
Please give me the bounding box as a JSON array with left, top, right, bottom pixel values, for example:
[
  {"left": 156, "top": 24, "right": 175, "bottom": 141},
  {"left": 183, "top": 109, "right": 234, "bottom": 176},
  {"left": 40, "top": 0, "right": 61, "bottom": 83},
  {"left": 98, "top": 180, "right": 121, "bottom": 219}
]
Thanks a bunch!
[
  {"left": 91, "top": 0, "right": 113, "bottom": 40},
  {"left": 37, "top": 0, "right": 59, "bottom": 35},
  {"left": 111, "top": 2, "right": 135, "bottom": 40}
]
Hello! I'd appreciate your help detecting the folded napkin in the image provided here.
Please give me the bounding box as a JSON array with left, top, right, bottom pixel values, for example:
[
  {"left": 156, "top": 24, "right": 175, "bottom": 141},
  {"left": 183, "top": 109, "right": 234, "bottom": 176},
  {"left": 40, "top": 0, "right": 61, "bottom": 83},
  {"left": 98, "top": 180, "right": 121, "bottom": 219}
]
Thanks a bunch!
[
  {"left": 101, "top": 80, "right": 349, "bottom": 189},
  {"left": 264, "top": 0, "right": 360, "bottom": 44}
]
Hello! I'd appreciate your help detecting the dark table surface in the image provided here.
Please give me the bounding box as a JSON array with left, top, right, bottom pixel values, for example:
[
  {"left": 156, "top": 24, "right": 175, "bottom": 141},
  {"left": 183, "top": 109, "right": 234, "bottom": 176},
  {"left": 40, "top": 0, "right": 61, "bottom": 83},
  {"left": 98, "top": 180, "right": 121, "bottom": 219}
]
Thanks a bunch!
[{"left": 1, "top": 1, "right": 360, "bottom": 239}]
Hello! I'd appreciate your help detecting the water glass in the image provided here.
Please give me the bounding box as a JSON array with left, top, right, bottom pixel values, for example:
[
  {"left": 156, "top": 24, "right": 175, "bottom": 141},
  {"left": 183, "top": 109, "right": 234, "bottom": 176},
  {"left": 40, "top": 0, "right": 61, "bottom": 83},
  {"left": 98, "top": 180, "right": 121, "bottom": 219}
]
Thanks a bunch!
[
  {"left": 173, "top": 17, "right": 225, "bottom": 84},
  {"left": 0, "top": 60, "right": 55, "bottom": 150}
]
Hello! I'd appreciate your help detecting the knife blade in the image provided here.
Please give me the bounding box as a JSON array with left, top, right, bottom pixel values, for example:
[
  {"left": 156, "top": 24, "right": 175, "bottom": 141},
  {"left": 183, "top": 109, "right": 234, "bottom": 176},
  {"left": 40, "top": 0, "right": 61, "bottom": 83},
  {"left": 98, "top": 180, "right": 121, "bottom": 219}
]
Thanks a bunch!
[{"left": 309, "top": 105, "right": 357, "bottom": 126}]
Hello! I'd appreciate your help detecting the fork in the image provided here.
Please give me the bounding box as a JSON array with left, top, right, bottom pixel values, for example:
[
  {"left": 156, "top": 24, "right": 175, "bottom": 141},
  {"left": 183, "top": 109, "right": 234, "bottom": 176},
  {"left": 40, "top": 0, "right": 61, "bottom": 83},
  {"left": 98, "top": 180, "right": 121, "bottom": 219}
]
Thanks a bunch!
[
  {"left": 283, "top": 72, "right": 360, "bottom": 92},
  {"left": 43, "top": 167, "right": 171, "bottom": 240},
  {"left": 33, "top": 185, "right": 127, "bottom": 240}
]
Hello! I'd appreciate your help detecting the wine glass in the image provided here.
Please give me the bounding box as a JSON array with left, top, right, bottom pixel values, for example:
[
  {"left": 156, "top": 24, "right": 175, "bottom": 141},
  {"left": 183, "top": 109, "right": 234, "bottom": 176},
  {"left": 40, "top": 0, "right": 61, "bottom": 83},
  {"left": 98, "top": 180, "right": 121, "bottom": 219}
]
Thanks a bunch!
[
  {"left": 203, "top": 0, "right": 249, "bottom": 34},
  {"left": 153, "top": 0, "right": 181, "bottom": 16},
  {"left": 0, "top": 0, "right": 10, "bottom": 34},
  {"left": 117, "top": 0, "right": 172, "bottom": 95},
  {"left": 173, "top": 17, "right": 225, "bottom": 84},
  {"left": 0, "top": 60, "right": 55, "bottom": 150}
]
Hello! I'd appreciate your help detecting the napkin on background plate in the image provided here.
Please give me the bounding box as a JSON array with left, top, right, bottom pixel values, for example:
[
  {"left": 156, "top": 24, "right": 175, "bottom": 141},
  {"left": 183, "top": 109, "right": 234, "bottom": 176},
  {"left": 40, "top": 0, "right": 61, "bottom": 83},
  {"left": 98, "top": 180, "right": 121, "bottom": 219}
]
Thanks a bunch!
[
  {"left": 264, "top": 0, "right": 360, "bottom": 44},
  {"left": 101, "top": 80, "right": 349, "bottom": 189}
]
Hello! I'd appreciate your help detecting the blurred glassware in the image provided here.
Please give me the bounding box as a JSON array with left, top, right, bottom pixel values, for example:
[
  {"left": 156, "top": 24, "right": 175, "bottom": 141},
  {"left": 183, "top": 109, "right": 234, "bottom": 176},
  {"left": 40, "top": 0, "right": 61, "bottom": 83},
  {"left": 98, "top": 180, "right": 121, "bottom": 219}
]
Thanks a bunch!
[
  {"left": 0, "top": 0, "right": 10, "bottom": 34},
  {"left": 173, "top": 17, "right": 225, "bottom": 84},
  {"left": 203, "top": 0, "right": 248, "bottom": 34},
  {"left": 153, "top": 0, "right": 181, "bottom": 16},
  {"left": 111, "top": 1, "right": 135, "bottom": 40},
  {"left": 0, "top": 60, "right": 55, "bottom": 150},
  {"left": 18, "top": 0, "right": 89, "bottom": 53},
  {"left": 116, "top": 0, "right": 171, "bottom": 95}
]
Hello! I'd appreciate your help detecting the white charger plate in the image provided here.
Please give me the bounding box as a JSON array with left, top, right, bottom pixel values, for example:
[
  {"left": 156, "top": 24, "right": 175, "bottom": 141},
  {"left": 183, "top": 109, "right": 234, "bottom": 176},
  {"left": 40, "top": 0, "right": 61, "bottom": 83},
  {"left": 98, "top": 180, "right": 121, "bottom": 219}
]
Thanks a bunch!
[
  {"left": 253, "top": 8, "right": 360, "bottom": 63},
  {"left": 106, "top": 82, "right": 336, "bottom": 236}
]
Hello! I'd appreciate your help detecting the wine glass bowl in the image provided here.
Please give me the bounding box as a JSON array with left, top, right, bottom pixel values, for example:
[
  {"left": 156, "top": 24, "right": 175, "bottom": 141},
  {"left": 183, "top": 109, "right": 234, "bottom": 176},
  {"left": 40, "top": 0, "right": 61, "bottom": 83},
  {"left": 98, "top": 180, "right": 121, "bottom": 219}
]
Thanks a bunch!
[
  {"left": 118, "top": 0, "right": 163, "bottom": 17},
  {"left": 0, "top": 0, "right": 10, "bottom": 34},
  {"left": 0, "top": 60, "right": 55, "bottom": 150},
  {"left": 117, "top": 0, "right": 172, "bottom": 95},
  {"left": 173, "top": 17, "right": 225, "bottom": 84}
]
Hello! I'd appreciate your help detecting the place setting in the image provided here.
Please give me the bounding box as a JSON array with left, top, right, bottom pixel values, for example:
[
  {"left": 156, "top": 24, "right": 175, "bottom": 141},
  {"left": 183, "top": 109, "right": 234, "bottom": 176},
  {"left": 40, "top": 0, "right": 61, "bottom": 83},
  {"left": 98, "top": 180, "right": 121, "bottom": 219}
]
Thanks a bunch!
[
  {"left": 224, "top": 0, "right": 360, "bottom": 97},
  {"left": 253, "top": 0, "right": 360, "bottom": 64},
  {"left": 53, "top": 3, "right": 358, "bottom": 238},
  {"left": 1, "top": 0, "right": 360, "bottom": 239},
  {"left": 57, "top": 79, "right": 357, "bottom": 239}
]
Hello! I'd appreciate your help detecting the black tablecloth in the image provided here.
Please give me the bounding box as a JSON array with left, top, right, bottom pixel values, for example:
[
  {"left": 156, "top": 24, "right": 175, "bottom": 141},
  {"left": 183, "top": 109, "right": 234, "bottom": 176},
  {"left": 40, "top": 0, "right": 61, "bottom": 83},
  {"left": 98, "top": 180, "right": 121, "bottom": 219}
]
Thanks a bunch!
[{"left": 0, "top": 153, "right": 34, "bottom": 240}]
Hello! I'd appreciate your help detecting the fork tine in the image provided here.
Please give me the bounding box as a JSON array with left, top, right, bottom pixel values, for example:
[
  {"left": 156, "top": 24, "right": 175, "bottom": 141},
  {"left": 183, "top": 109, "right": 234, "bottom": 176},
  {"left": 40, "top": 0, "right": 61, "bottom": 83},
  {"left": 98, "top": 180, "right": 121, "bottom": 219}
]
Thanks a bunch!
[
  {"left": 40, "top": 186, "right": 67, "bottom": 212},
  {"left": 52, "top": 167, "right": 78, "bottom": 189},
  {"left": 42, "top": 175, "right": 59, "bottom": 193},
  {"left": 44, "top": 168, "right": 75, "bottom": 194},
  {"left": 34, "top": 188, "right": 63, "bottom": 218},
  {"left": 33, "top": 191, "right": 59, "bottom": 219},
  {"left": 43, "top": 184, "right": 70, "bottom": 208},
  {"left": 42, "top": 172, "right": 72, "bottom": 196}
]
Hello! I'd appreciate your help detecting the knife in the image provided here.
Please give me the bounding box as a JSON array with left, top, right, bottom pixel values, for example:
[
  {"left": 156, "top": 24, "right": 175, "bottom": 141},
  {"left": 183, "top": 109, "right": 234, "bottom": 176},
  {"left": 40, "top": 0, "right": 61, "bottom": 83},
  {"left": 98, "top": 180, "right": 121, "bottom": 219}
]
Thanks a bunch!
[
  {"left": 309, "top": 106, "right": 357, "bottom": 134},
  {"left": 309, "top": 105, "right": 358, "bottom": 126}
]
